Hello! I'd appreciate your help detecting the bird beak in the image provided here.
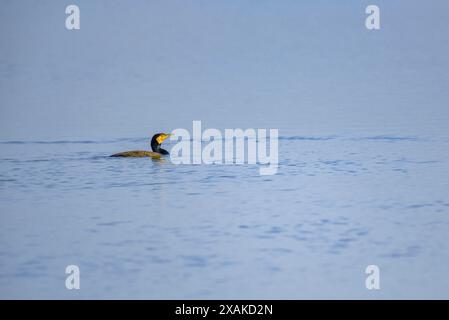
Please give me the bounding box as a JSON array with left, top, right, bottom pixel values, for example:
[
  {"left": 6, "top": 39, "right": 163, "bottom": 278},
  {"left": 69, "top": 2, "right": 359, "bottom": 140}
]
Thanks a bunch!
[{"left": 156, "top": 133, "right": 172, "bottom": 144}]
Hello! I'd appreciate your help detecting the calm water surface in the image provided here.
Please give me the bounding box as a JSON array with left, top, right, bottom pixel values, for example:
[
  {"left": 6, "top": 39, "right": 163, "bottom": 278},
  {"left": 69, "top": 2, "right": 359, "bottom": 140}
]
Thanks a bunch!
[
  {"left": 2, "top": 0, "right": 449, "bottom": 299},
  {"left": 1, "top": 134, "right": 449, "bottom": 299}
]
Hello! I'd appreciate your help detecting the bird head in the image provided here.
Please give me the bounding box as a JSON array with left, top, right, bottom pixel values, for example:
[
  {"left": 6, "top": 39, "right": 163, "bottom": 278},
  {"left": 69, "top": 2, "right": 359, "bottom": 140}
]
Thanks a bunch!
[{"left": 151, "top": 133, "right": 172, "bottom": 154}]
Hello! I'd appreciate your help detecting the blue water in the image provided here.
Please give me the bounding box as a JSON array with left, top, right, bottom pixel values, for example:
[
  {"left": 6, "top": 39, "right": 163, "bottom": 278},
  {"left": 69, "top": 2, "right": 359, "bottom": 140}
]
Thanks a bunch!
[
  {"left": 2, "top": 0, "right": 449, "bottom": 299},
  {"left": 1, "top": 134, "right": 449, "bottom": 299}
]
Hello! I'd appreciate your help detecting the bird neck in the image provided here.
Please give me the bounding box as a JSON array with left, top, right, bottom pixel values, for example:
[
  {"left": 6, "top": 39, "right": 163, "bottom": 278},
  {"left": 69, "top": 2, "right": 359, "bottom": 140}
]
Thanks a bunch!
[{"left": 151, "top": 142, "right": 168, "bottom": 154}]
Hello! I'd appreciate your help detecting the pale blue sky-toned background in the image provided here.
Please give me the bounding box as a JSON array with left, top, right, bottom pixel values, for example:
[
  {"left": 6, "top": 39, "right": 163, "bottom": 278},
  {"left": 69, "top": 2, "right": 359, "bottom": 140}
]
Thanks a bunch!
[{"left": 1, "top": 0, "right": 448, "bottom": 140}]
